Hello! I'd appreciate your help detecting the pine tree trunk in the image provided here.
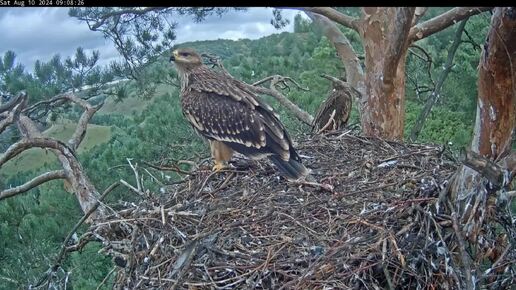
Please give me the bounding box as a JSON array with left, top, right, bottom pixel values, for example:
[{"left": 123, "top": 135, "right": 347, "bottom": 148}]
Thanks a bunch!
[
  {"left": 359, "top": 8, "right": 415, "bottom": 140},
  {"left": 453, "top": 7, "right": 516, "bottom": 197}
]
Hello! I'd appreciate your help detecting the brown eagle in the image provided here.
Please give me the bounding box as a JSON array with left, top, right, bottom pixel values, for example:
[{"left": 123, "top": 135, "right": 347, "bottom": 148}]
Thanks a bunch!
[
  {"left": 312, "top": 75, "right": 357, "bottom": 133},
  {"left": 169, "top": 48, "right": 309, "bottom": 180}
]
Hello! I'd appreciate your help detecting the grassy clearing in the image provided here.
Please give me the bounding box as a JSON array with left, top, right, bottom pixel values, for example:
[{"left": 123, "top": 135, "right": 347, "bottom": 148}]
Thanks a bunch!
[{"left": 0, "top": 120, "right": 112, "bottom": 175}]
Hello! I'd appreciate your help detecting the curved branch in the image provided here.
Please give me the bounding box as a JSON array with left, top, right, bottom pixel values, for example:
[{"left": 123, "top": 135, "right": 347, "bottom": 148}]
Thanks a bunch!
[
  {"left": 0, "top": 134, "right": 103, "bottom": 217},
  {"left": 409, "top": 7, "right": 491, "bottom": 42},
  {"left": 0, "top": 91, "right": 27, "bottom": 113},
  {"left": 63, "top": 94, "right": 103, "bottom": 150},
  {"left": 301, "top": 7, "right": 360, "bottom": 31},
  {"left": 250, "top": 75, "right": 314, "bottom": 125},
  {"left": 0, "top": 92, "right": 27, "bottom": 134},
  {"left": 305, "top": 11, "right": 365, "bottom": 95},
  {"left": 0, "top": 170, "right": 66, "bottom": 201}
]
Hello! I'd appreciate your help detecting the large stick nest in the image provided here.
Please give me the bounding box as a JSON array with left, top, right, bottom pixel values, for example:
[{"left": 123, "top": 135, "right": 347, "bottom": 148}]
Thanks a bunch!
[{"left": 89, "top": 131, "right": 514, "bottom": 289}]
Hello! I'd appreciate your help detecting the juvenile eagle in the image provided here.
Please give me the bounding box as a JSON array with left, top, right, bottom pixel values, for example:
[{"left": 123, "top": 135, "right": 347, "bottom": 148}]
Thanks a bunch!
[
  {"left": 170, "top": 48, "right": 309, "bottom": 180},
  {"left": 312, "top": 75, "right": 356, "bottom": 133}
]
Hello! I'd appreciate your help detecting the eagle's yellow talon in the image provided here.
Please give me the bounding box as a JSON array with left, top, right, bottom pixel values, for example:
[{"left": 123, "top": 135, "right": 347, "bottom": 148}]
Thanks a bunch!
[{"left": 212, "top": 163, "right": 227, "bottom": 172}]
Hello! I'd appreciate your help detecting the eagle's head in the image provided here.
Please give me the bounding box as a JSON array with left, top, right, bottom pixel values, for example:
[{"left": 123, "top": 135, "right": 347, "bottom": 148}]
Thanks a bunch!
[{"left": 170, "top": 48, "right": 202, "bottom": 72}]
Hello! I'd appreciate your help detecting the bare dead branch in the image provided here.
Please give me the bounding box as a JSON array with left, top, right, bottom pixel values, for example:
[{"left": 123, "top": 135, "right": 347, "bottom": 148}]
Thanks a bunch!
[
  {"left": 252, "top": 75, "right": 309, "bottom": 91},
  {"left": 0, "top": 91, "right": 27, "bottom": 113},
  {"left": 0, "top": 170, "right": 66, "bottom": 201},
  {"left": 0, "top": 138, "right": 63, "bottom": 167},
  {"left": 316, "top": 109, "right": 336, "bottom": 134},
  {"left": 22, "top": 95, "right": 68, "bottom": 120},
  {"left": 1, "top": 119, "right": 104, "bottom": 217},
  {"left": 450, "top": 209, "right": 474, "bottom": 290},
  {"left": 250, "top": 75, "right": 313, "bottom": 125},
  {"left": 320, "top": 74, "right": 358, "bottom": 92},
  {"left": 0, "top": 92, "right": 27, "bottom": 134},
  {"left": 141, "top": 160, "right": 194, "bottom": 175},
  {"left": 62, "top": 94, "right": 104, "bottom": 150},
  {"left": 409, "top": 7, "right": 491, "bottom": 42},
  {"left": 300, "top": 7, "right": 360, "bottom": 32},
  {"left": 31, "top": 182, "right": 119, "bottom": 289},
  {"left": 304, "top": 11, "right": 365, "bottom": 95},
  {"left": 120, "top": 179, "right": 145, "bottom": 197}
]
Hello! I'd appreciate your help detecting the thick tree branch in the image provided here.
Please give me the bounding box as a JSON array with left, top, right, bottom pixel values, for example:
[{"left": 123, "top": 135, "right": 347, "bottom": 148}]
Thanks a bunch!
[
  {"left": 304, "top": 11, "right": 365, "bottom": 95},
  {"left": 301, "top": 7, "right": 360, "bottom": 32},
  {"left": 2, "top": 115, "right": 105, "bottom": 218},
  {"left": 383, "top": 8, "right": 416, "bottom": 81},
  {"left": 460, "top": 149, "right": 515, "bottom": 188},
  {"left": 0, "top": 170, "right": 66, "bottom": 201},
  {"left": 409, "top": 7, "right": 491, "bottom": 42}
]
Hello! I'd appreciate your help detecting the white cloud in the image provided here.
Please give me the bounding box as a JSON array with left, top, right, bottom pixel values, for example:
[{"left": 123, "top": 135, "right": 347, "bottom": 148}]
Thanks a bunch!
[{"left": 0, "top": 7, "right": 305, "bottom": 71}]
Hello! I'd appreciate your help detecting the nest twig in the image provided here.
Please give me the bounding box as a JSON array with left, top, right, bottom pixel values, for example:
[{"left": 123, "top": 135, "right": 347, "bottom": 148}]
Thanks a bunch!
[{"left": 86, "top": 132, "right": 514, "bottom": 289}]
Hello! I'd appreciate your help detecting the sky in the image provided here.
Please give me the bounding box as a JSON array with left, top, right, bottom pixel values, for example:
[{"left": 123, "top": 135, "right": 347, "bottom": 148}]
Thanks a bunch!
[{"left": 0, "top": 7, "right": 303, "bottom": 71}]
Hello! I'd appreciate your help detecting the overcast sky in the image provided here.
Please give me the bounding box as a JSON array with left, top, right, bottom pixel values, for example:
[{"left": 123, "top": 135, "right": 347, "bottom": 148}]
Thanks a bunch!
[{"left": 0, "top": 7, "right": 303, "bottom": 71}]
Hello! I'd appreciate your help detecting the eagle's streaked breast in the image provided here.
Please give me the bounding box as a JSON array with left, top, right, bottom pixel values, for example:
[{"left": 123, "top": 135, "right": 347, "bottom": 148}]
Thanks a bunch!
[{"left": 170, "top": 47, "right": 309, "bottom": 180}]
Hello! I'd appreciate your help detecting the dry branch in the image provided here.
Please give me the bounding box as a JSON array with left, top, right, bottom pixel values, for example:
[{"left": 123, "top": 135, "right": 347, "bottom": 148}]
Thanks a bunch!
[
  {"left": 63, "top": 94, "right": 104, "bottom": 150},
  {"left": 250, "top": 75, "right": 313, "bottom": 125},
  {"left": 32, "top": 182, "right": 119, "bottom": 289},
  {"left": 0, "top": 92, "right": 27, "bottom": 134},
  {"left": 1, "top": 92, "right": 106, "bottom": 218},
  {"left": 0, "top": 170, "right": 66, "bottom": 200}
]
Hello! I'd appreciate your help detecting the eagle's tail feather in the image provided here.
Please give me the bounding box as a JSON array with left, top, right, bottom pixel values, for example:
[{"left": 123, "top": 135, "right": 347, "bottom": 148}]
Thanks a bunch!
[{"left": 269, "top": 155, "right": 309, "bottom": 181}]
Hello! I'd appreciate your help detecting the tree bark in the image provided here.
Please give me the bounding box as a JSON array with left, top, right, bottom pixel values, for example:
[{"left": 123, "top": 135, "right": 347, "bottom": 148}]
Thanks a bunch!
[
  {"left": 453, "top": 6, "right": 516, "bottom": 196},
  {"left": 360, "top": 7, "right": 415, "bottom": 140},
  {"left": 409, "top": 18, "right": 468, "bottom": 141},
  {"left": 471, "top": 7, "right": 516, "bottom": 158}
]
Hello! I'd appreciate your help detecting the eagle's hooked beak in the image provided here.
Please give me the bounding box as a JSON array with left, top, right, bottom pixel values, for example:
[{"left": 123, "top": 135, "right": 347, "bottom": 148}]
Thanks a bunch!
[{"left": 170, "top": 50, "right": 178, "bottom": 62}]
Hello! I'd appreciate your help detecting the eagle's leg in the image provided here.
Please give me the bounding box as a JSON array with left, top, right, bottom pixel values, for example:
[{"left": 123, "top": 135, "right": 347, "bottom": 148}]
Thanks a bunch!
[{"left": 209, "top": 140, "right": 234, "bottom": 172}]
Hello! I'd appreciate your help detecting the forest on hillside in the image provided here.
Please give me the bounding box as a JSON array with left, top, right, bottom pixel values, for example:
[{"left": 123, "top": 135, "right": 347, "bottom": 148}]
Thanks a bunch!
[{"left": 0, "top": 7, "right": 514, "bottom": 289}]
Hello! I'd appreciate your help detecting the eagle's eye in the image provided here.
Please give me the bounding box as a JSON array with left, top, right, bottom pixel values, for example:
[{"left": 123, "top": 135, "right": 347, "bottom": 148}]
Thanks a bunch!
[{"left": 180, "top": 52, "right": 190, "bottom": 57}]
